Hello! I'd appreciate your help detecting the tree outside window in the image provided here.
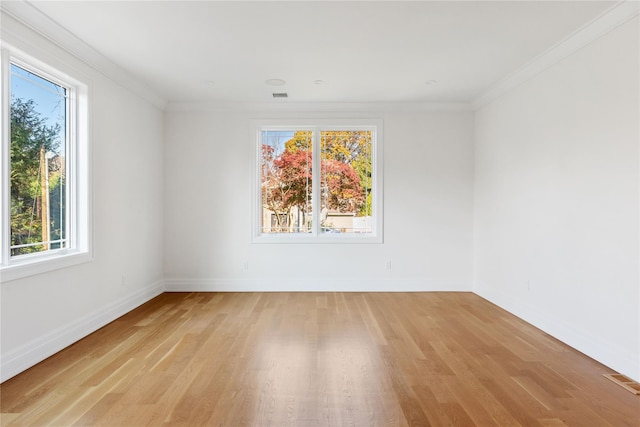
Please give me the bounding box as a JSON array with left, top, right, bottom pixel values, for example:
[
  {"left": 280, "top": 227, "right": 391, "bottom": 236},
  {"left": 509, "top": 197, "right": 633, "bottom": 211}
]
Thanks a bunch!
[
  {"left": 9, "top": 64, "right": 67, "bottom": 256},
  {"left": 256, "top": 121, "right": 381, "bottom": 242}
]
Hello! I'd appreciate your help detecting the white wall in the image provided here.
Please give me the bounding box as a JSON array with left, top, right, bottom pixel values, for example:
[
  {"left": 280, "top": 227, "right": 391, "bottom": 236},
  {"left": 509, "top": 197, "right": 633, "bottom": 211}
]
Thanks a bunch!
[
  {"left": 164, "top": 108, "right": 475, "bottom": 291},
  {"left": 0, "top": 13, "right": 165, "bottom": 382},
  {"left": 474, "top": 18, "right": 639, "bottom": 380}
]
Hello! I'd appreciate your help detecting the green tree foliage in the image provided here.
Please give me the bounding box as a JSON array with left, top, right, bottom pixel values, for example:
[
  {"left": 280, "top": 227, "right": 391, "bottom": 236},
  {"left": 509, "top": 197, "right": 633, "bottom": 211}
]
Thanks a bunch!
[
  {"left": 10, "top": 98, "right": 62, "bottom": 255},
  {"left": 284, "top": 130, "right": 312, "bottom": 154}
]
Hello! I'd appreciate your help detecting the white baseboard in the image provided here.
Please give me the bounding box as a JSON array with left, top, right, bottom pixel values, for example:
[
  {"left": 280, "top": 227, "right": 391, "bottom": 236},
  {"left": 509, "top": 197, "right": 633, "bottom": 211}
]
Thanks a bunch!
[
  {"left": 474, "top": 284, "right": 640, "bottom": 383},
  {"left": 164, "top": 277, "right": 472, "bottom": 292},
  {"left": 6, "top": 279, "right": 634, "bottom": 385},
  {"left": 0, "top": 280, "right": 164, "bottom": 383}
]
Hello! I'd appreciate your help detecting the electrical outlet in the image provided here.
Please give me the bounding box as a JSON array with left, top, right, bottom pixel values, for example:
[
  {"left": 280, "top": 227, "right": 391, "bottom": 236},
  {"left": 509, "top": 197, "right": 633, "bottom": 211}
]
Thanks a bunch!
[
  {"left": 243, "top": 261, "right": 249, "bottom": 270},
  {"left": 385, "top": 260, "right": 392, "bottom": 270}
]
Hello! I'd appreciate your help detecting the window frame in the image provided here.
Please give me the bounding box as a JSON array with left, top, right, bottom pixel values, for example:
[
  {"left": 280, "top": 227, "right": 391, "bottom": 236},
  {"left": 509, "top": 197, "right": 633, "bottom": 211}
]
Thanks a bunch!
[
  {"left": 252, "top": 119, "right": 383, "bottom": 244},
  {"left": 0, "top": 45, "right": 91, "bottom": 282}
]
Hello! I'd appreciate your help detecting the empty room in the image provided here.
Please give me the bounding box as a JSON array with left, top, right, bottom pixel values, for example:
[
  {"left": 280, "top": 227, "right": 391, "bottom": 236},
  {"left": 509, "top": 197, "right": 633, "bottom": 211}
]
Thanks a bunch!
[{"left": 0, "top": 0, "right": 638, "bottom": 425}]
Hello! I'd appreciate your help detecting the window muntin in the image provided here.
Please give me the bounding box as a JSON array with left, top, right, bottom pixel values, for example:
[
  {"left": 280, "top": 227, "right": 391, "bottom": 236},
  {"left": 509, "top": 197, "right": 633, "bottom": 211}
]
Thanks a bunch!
[
  {"left": 1, "top": 47, "right": 90, "bottom": 281},
  {"left": 254, "top": 120, "right": 382, "bottom": 243}
]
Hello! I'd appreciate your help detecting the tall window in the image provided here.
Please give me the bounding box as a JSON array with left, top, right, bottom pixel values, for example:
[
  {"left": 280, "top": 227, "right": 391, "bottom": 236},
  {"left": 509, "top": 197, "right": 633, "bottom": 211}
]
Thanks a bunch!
[
  {"left": 1, "top": 48, "right": 90, "bottom": 281},
  {"left": 253, "top": 120, "right": 382, "bottom": 243},
  {"left": 9, "top": 64, "right": 68, "bottom": 256}
]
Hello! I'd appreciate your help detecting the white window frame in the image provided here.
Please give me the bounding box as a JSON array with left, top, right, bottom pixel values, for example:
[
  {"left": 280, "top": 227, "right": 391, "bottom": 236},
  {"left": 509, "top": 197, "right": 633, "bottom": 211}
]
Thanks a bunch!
[
  {"left": 0, "top": 45, "right": 91, "bottom": 282},
  {"left": 252, "top": 119, "right": 383, "bottom": 244}
]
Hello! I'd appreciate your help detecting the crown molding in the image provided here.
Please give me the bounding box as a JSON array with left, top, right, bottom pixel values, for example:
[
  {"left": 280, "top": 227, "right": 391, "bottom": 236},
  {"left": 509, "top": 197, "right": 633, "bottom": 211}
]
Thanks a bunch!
[
  {"left": 0, "top": 0, "right": 167, "bottom": 110},
  {"left": 165, "top": 100, "right": 473, "bottom": 113},
  {"left": 472, "top": 0, "right": 640, "bottom": 110}
]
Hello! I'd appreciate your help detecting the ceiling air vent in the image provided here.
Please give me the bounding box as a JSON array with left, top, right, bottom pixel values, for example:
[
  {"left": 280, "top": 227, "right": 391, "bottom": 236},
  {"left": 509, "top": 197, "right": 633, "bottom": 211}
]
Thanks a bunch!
[{"left": 272, "top": 92, "right": 288, "bottom": 98}]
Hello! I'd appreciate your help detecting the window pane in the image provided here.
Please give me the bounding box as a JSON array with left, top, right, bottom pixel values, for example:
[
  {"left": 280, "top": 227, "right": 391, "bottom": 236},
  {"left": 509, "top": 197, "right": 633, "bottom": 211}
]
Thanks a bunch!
[
  {"left": 10, "top": 64, "right": 67, "bottom": 256},
  {"left": 260, "top": 130, "right": 312, "bottom": 233},
  {"left": 320, "top": 130, "right": 372, "bottom": 234}
]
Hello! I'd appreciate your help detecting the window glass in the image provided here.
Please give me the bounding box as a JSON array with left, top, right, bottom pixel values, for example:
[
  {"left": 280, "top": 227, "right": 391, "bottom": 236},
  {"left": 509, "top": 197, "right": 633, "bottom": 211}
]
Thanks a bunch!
[
  {"left": 320, "top": 130, "right": 372, "bottom": 234},
  {"left": 256, "top": 121, "right": 381, "bottom": 242},
  {"left": 261, "top": 130, "right": 312, "bottom": 234},
  {"left": 10, "top": 64, "right": 68, "bottom": 256}
]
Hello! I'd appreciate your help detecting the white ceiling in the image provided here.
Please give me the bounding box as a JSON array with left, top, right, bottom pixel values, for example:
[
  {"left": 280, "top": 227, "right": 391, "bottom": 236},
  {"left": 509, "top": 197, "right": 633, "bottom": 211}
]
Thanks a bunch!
[{"left": 24, "top": 0, "right": 617, "bottom": 105}]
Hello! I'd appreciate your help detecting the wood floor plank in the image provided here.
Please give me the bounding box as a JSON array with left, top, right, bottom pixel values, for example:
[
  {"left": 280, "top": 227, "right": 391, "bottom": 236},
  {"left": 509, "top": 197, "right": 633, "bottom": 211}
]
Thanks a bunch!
[{"left": 2, "top": 292, "right": 639, "bottom": 426}]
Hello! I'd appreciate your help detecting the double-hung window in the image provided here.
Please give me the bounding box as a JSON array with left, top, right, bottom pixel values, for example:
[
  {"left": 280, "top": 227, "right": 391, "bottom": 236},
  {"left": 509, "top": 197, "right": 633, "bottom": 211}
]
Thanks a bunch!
[
  {"left": 1, "top": 46, "right": 90, "bottom": 281},
  {"left": 253, "top": 119, "right": 383, "bottom": 243}
]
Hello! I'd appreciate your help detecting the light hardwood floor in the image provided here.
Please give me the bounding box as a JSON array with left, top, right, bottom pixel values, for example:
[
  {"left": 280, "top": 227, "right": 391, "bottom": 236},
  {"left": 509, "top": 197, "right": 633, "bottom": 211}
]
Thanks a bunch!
[{"left": 1, "top": 292, "right": 638, "bottom": 426}]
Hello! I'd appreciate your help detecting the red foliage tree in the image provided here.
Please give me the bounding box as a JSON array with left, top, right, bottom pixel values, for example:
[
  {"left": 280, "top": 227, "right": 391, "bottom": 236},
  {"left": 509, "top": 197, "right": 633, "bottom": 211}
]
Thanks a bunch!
[
  {"left": 274, "top": 149, "right": 312, "bottom": 211},
  {"left": 261, "top": 130, "right": 366, "bottom": 231},
  {"left": 261, "top": 144, "right": 293, "bottom": 229},
  {"left": 321, "top": 159, "right": 365, "bottom": 213}
]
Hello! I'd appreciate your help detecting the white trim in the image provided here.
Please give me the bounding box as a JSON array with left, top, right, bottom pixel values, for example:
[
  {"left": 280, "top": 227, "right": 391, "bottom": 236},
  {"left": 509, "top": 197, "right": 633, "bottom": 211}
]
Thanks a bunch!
[
  {"left": 167, "top": 101, "right": 473, "bottom": 113},
  {"left": 311, "top": 128, "right": 321, "bottom": 237},
  {"left": 0, "top": 280, "right": 164, "bottom": 383},
  {"left": 0, "top": 2, "right": 166, "bottom": 110},
  {"left": 474, "top": 284, "right": 640, "bottom": 383},
  {"left": 0, "top": 251, "right": 92, "bottom": 283},
  {"left": 0, "top": 49, "right": 10, "bottom": 268},
  {"left": 473, "top": 0, "right": 640, "bottom": 110},
  {"left": 164, "top": 278, "right": 471, "bottom": 293}
]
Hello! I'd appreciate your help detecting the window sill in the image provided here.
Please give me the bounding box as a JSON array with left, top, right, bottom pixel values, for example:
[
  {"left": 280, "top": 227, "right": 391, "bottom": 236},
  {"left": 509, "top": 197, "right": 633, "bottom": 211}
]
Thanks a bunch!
[
  {"left": 0, "top": 251, "right": 92, "bottom": 283},
  {"left": 252, "top": 233, "right": 383, "bottom": 244}
]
